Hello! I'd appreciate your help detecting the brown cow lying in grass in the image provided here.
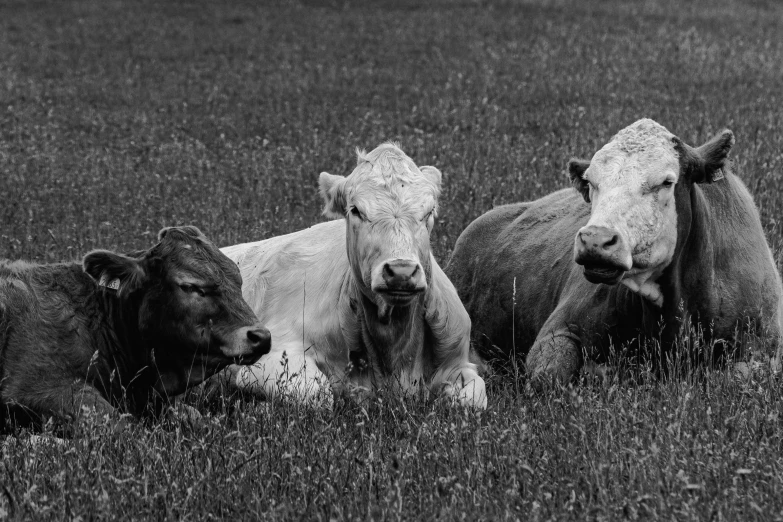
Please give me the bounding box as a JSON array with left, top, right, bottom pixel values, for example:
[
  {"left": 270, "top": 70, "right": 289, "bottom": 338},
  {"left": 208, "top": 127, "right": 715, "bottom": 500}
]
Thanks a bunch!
[
  {"left": 0, "top": 226, "right": 270, "bottom": 429},
  {"left": 447, "top": 119, "right": 783, "bottom": 389}
]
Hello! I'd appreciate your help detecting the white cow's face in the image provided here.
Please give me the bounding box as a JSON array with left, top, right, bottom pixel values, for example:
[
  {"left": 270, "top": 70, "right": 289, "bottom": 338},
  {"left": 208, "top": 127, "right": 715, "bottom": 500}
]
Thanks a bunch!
[
  {"left": 569, "top": 119, "right": 734, "bottom": 304},
  {"left": 319, "top": 143, "right": 441, "bottom": 310},
  {"left": 574, "top": 120, "right": 681, "bottom": 283}
]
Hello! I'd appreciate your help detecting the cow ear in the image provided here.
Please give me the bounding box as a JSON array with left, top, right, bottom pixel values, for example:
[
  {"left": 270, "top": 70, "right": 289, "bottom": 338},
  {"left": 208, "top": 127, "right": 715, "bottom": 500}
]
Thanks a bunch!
[
  {"left": 83, "top": 250, "right": 147, "bottom": 297},
  {"left": 420, "top": 166, "right": 442, "bottom": 195},
  {"left": 319, "top": 171, "right": 347, "bottom": 219},
  {"left": 568, "top": 158, "right": 591, "bottom": 203},
  {"left": 695, "top": 129, "right": 734, "bottom": 183},
  {"left": 673, "top": 129, "right": 734, "bottom": 184}
]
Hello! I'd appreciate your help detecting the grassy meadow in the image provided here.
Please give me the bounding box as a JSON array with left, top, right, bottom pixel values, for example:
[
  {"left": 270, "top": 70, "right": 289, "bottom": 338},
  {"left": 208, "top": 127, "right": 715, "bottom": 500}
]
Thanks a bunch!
[{"left": 2, "top": 0, "right": 783, "bottom": 519}]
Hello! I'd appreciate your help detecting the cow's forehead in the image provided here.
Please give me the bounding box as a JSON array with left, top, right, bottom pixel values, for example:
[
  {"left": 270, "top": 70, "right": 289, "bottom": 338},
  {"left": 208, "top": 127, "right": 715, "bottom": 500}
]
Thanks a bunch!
[
  {"left": 606, "top": 119, "right": 675, "bottom": 154},
  {"left": 344, "top": 144, "right": 439, "bottom": 208},
  {"left": 153, "top": 238, "right": 241, "bottom": 285},
  {"left": 349, "top": 144, "right": 424, "bottom": 184},
  {"left": 590, "top": 119, "right": 680, "bottom": 178}
]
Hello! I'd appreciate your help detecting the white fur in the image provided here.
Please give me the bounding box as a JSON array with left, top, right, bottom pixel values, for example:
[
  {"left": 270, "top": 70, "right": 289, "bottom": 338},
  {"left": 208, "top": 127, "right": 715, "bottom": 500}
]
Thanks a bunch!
[
  {"left": 222, "top": 144, "right": 485, "bottom": 409},
  {"left": 582, "top": 119, "right": 681, "bottom": 305},
  {"left": 222, "top": 221, "right": 485, "bottom": 408}
]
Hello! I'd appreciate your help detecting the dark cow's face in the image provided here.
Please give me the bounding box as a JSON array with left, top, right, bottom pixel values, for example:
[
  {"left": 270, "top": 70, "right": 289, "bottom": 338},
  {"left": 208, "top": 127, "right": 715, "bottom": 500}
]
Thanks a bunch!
[
  {"left": 319, "top": 143, "right": 441, "bottom": 316},
  {"left": 82, "top": 226, "right": 270, "bottom": 394},
  {"left": 569, "top": 119, "right": 734, "bottom": 305}
]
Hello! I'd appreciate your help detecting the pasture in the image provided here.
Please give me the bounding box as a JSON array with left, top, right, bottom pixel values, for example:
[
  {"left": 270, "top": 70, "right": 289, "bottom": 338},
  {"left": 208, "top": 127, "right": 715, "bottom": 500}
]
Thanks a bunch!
[{"left": 2, "top": 0, "right": 783, "bottom": 519}]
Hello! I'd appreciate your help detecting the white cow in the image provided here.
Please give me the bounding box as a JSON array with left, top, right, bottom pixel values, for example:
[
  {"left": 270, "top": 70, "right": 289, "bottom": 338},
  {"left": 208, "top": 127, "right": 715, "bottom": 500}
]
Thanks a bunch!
[{"left": 220, "top": 143, "right": 486, "bottom": 409}]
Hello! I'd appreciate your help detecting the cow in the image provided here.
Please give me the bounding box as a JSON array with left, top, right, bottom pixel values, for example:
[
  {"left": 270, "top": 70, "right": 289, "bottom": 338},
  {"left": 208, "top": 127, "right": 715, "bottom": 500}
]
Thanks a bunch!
[
  {"left": 218, "top": 143, "right": 486, "bottom": 409},
  {"left": 0, "top": 226, "right": 271, "bottom": 428},
  {"left": 446, "top": 118, "right": 783, "bottom": 388}
]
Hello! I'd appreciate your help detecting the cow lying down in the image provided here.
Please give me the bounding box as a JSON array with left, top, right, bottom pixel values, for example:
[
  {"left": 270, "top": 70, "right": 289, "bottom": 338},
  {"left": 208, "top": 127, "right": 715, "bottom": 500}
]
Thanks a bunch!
[
  {"left": 447, "top": 119, "right": 783, "bottom": 388},
  {"left": 219, "top": 143, "right": 486, "bottom": 409},
  {"left": 0, "top": 226, "right": 270, "bottom": 429}
]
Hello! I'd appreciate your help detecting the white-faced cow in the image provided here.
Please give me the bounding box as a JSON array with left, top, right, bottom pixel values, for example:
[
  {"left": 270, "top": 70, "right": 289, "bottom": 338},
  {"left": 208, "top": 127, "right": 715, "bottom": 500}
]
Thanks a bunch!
[
  {"left": 446, "top": 119, "right": 783, "bottom": 388},
  {"left": 219, "top": 143, "right": 486, "bottom": 408},
  {"left": 0, "top": 226, "right": 270, "bottom": 427}
]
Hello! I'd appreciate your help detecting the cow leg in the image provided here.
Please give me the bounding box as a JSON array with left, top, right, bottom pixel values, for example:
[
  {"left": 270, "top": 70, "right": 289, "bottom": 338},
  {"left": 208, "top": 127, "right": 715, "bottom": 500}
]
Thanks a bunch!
[
  {"left": 423, "top": 259, "right": 488, "bottom": 409},
  {"left": 732, "top": 302, "right": 783, "bottom": 379},
  {"left": 431, "top": 363, "right": 487, "bottom": 409},
  {"left": 3, "top": 381, "right": 116, "bottom": 424},
  {"left": 526, "top": 326, "right": 582, "bottom": 392},
  {"left": 58, "top": 383, "right": 117, "bottom": 420},
  {"left": 232, "top": 348, "right": 333, "bottom": 408},
  {"left": 770, "top": 301, "right": 783, "bottom": 375}
]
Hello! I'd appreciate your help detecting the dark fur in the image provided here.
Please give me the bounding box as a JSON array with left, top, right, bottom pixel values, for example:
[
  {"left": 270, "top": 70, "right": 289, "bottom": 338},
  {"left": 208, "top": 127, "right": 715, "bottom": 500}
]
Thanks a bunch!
[
  {"left": 446, "top": 131, "right": 783, "bottom": 385},
  {"left": 0, "top": 226, "right": 267, "bottom": 428}
]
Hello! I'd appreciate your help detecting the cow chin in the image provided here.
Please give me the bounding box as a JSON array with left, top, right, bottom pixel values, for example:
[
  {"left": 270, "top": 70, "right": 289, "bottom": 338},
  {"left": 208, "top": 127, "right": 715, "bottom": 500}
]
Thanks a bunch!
[
  {"left": 575, "top": 253, "right": 628, "bottom": 285},
  {"left": 374, "top": 288, "right": 424, "bottom": 306}
]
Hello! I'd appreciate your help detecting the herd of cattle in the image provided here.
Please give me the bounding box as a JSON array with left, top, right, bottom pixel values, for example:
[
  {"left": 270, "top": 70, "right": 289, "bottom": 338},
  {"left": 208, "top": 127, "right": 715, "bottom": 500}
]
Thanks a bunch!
[{"left": 1, "top": 118, "right": 782, "bottom": 429}]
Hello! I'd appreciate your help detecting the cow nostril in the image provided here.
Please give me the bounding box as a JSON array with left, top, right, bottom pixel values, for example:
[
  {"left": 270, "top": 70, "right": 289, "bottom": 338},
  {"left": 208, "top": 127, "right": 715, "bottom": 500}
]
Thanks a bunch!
[
  {"left": 604, "top": 235, "right": 618, "bottom": 248},
  {"left": 247, "top": 328, "right": 270, "bottom": 351},
  {"left": 382, "top": 261, "right": 419, "bottom": 284}
]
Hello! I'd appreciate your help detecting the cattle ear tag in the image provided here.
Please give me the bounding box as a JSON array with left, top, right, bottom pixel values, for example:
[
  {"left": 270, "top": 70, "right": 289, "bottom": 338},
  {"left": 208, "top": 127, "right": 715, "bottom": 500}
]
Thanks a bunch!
[
  {"left": 712, "top": 168, "right": 725, "bottom": 182},
  {"left": 98, "top": 274, "right": 121, "bottom": 291}
]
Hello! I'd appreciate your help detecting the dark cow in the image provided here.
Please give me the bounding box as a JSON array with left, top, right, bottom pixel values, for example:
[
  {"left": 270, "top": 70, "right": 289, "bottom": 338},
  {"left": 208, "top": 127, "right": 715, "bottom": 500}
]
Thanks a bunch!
[
  {"left": 0, "top": 226, "right": 270, "bottom": 427},
  {"left": 446, "top": 119, "right": 783, "bottom": 387}
]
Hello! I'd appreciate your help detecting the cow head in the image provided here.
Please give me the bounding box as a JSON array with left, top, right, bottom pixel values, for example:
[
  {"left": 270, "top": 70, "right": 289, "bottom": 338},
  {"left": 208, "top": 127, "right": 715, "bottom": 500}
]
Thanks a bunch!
[
  {"left": 319, "top": 143, "right": 441, "bottom": 317},
  {"left": 569, "top": 119, "right": 734, "bottom": 305},
  {"left": 82, "top": 226, "right": 271, "bottom": 395}
]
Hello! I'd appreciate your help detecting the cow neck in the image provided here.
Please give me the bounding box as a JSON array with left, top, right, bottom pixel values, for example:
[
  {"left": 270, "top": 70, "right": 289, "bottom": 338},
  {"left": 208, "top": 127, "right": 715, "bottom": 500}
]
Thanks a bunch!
[
  {"left": 89, "top": 284, "right": 155, "bottom": 413},
  {"left": 148, "top": 344, "right": 217, "bottom": 401},
  {"left": 352, "top": 283, "right": 425, "bottom": 378},
  {"left": 656, "top": 177, "right": 723, "bottom": 338}
]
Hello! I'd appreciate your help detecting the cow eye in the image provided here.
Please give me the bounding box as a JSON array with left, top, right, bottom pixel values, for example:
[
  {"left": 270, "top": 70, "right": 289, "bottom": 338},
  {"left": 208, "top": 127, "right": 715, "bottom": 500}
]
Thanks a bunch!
[
  {"left": 661, "top": 179, "right": 675, "bottom": 188},
  {"left": 350, "top": 207, "right": 364, "bottom": 220},
  {"left": 179, "top": 284, "right": 205, "bottom": 297}
]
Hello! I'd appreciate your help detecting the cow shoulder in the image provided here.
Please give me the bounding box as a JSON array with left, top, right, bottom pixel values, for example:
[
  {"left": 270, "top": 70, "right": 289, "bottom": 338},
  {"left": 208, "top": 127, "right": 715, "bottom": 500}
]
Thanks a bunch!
[{"left": 697, "top": 173, "right": 783, "bottom": 331}]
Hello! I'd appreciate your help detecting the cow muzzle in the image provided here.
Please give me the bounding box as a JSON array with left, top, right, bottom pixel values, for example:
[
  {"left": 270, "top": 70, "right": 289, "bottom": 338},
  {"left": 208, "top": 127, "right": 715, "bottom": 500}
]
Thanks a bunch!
[
  {"left": 224, "top": 324, "right": 271, "bottom": 365},
  {"left": 574, "top": 225, "right": 632, "bottom": 284},
  {"left": 372, "top": 258, "right": 427, "bottom": 304}
]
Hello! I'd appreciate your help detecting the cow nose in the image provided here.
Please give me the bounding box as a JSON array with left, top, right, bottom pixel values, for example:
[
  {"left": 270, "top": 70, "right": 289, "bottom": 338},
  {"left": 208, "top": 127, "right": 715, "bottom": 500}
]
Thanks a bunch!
[
  {"left": 382, "top": 259, "right": 424, "bottom": 290},
  {"left": 577, "top": 227, "right": 619, "bottom": 253},
  {"left": 383, "top": 260, "right": 417, "bottom": 281},
  {"left": 574, "top": 225, "right": 631, "bottom": 271},
  {"left": 246, "top": 327, "right": 271, "bottom": 356}
]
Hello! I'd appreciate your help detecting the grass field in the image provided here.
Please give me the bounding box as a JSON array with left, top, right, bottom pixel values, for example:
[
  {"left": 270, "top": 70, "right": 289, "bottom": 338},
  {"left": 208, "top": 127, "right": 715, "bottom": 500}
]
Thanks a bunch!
[{"left": 2, "top": 0, "right": 783, "bottom": 519}]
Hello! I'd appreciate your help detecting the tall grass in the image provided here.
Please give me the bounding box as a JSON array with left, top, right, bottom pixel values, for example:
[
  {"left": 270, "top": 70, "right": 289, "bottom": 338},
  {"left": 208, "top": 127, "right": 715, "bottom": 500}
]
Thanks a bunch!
[{"left": 2, "top": 0, "right": 783, "bottom": 519}]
